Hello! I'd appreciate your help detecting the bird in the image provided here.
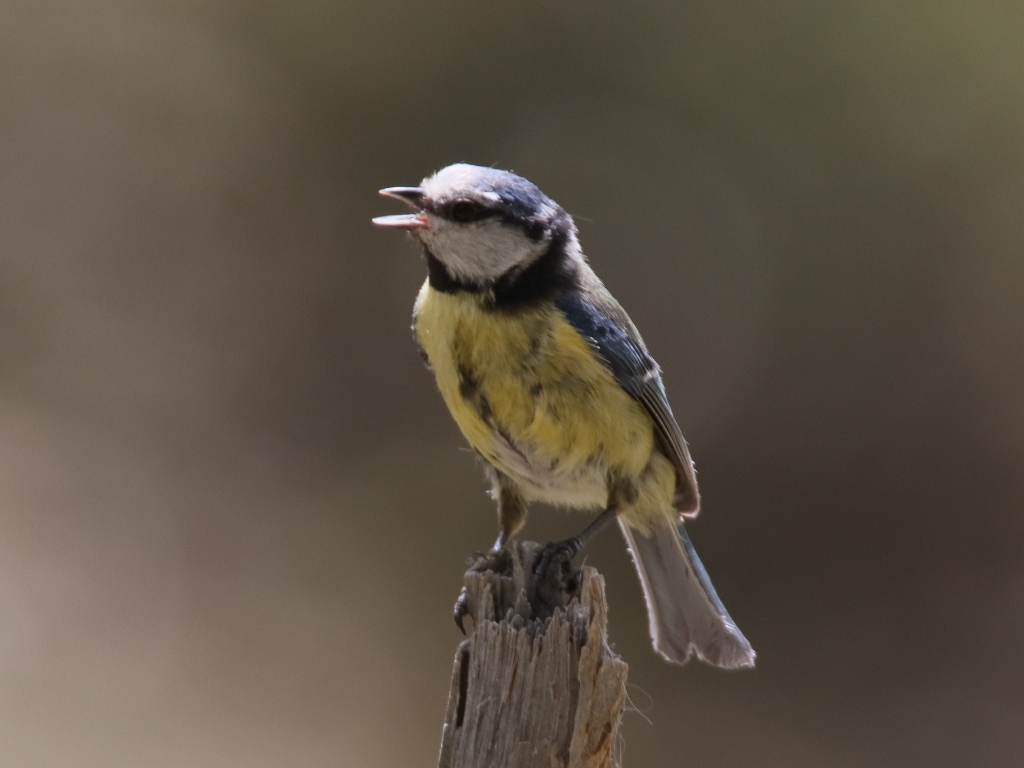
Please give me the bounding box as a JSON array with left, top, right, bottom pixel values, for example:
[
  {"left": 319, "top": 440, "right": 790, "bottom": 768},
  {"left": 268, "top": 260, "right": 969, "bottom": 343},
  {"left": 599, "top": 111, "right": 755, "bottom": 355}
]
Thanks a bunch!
[{"left": 373, "top": 163, "right": 755, "bottom": 668}]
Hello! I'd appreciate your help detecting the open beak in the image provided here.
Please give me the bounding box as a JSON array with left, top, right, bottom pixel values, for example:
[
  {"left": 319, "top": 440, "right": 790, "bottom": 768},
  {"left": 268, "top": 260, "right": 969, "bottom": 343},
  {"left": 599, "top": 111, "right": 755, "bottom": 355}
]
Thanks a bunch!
[
  {"left": 372, "top": 213, "right": 428, "bottom": 230},
  {"left": 379, "top": 187, "right": 425, "bottom": 208},
  {"left": 373, "top": 186, "right": 429, "bottom": 230}
]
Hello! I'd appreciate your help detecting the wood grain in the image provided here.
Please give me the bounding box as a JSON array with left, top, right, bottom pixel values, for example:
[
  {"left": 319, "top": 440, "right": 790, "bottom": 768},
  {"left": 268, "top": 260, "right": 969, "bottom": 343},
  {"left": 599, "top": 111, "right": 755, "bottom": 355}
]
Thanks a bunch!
[{"left": 438, "top": 542, "right": 628, "bottom": 768}]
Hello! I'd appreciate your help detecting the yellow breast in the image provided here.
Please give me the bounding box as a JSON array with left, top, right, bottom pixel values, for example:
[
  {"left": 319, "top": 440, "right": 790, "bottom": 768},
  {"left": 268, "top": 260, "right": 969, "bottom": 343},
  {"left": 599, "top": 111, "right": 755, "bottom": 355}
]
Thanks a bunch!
[{"left": 413, "top": 281, "right": 662, "bottom": 509}]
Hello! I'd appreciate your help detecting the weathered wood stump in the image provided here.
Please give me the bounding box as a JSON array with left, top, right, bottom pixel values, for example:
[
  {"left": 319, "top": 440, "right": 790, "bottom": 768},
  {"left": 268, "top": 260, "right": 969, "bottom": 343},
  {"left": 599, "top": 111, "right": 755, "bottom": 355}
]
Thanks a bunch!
[{"left": 438, "top": 542, "right": 629, "bottom": 768}]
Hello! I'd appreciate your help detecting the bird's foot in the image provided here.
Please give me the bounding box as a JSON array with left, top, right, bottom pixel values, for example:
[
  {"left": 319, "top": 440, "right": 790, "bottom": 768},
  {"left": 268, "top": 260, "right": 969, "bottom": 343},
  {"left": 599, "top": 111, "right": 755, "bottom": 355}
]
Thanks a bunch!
[
  {"left": 531, "top": 536, "right": 583, "bottom": 583},
  {"left": 531, "top": 506, "right": 617, "bottom": 586},
  {"left": 452, "top": 547, "right": 513, "bottom": 633}
]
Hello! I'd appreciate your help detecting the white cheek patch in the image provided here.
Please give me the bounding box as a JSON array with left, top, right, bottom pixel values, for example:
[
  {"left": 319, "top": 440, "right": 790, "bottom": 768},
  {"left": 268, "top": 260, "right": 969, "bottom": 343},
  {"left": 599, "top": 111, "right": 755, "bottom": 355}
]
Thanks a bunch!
[{"left": 426, "top": 220, "right": 548, "bottom": 283}]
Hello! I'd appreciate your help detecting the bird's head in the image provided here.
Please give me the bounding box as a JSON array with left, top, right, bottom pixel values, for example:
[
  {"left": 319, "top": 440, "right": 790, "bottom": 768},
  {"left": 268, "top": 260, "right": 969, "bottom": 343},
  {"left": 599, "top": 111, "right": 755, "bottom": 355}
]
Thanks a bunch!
[{"left": 373, "top": 164, "right": 573, "bottom": 287}]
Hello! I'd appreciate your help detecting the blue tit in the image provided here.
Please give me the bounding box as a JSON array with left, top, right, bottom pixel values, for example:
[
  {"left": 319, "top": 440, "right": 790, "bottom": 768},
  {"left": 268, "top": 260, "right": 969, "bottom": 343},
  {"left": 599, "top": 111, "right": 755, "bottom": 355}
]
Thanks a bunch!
[{"left": 373, "top": 164, "right": 754, "bottom": 668}]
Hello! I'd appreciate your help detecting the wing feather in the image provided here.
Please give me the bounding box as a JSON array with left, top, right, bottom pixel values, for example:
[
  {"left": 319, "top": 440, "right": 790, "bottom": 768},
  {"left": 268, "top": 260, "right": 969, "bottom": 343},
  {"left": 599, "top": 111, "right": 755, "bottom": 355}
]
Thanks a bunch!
[{"left": 555, "top": 281, "right": 700, "bottom": 515}]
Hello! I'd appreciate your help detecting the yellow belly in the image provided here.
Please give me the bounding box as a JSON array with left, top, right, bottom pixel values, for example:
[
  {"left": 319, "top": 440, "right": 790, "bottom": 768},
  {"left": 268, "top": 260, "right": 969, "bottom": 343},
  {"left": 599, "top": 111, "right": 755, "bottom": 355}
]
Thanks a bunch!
[{"left": 413, "top": 281, "right": 675, "bottom": 528}]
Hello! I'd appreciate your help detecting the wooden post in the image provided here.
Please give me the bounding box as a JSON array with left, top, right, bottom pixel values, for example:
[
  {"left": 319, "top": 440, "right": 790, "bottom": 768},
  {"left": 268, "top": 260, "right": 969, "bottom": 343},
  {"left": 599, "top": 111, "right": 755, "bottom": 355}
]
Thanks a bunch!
[{"left": 438, "top": 542, "right": 629, "bottom": 768}]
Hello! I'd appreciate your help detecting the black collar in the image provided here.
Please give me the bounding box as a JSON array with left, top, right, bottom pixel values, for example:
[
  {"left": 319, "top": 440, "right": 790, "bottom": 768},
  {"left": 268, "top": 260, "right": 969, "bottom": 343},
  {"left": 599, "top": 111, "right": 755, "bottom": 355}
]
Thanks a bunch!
[{"left": 424, "top": 223, "right": 579, "bottom": 311}]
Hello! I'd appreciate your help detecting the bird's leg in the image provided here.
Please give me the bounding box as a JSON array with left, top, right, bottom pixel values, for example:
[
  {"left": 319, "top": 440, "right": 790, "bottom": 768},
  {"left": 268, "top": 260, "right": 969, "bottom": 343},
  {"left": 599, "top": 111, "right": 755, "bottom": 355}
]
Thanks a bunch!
[
  {"left": 491, "top": 473, "right": 528, "bottom": 552},
  {"left": 455, "top": 474, "right": 527, "bottom": 632},
  {"left": 532, "top": 505, "right": 618, "bottom": 579}
]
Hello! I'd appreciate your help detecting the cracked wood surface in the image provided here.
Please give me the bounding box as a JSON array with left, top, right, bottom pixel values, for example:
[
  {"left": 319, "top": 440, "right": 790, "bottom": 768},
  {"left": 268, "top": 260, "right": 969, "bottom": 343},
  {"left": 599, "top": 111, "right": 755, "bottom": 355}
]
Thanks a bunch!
[{"left": 438, "top": 542, "right": 629, "bottom": 768}]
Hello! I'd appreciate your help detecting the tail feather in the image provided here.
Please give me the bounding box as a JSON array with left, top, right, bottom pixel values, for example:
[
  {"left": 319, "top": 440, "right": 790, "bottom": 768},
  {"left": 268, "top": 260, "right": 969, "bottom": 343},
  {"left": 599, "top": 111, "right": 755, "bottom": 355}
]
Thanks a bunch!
[{"left": 620, "top": 518, "right": 755, "bottom": 669}]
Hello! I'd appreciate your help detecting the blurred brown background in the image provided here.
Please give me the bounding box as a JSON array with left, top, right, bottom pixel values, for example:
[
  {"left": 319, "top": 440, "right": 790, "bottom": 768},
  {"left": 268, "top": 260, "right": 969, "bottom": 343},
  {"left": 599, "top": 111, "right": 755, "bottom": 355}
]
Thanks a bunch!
[{"left": 1, "top": 1, "right": 1022, "bottom": 766}]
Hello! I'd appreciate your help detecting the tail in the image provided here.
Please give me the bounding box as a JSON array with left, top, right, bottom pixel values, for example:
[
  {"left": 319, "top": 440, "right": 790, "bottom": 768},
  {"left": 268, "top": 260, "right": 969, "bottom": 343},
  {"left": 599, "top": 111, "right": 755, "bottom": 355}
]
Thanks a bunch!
[{"left": 620, "top": 518, "right": 755, "bottom": 669}]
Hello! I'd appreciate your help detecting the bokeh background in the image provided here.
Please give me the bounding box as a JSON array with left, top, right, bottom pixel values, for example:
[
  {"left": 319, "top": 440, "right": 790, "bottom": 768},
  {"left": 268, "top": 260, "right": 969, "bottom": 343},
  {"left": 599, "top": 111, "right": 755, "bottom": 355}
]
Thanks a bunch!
[{"left": 2, "top": 1, "right": 1023, "bottom": 765}]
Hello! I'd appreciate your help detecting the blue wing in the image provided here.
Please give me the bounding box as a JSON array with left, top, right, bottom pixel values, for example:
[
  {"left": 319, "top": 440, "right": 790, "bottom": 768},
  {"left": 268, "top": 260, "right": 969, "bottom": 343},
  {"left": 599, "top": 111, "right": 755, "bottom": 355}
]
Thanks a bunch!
[{"left": 555, "top": 287, "right": 700, "bottom": 515}]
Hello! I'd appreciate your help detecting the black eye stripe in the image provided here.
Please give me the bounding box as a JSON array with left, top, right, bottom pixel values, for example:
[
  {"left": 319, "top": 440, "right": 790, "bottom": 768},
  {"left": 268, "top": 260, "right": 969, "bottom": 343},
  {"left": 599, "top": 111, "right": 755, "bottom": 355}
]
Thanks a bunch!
[
  {"left": 429, "top": 197, "right": 553, "bottom": 242},
  {"left": 444, "top": 199, "right": 494, "bottom": 223}
]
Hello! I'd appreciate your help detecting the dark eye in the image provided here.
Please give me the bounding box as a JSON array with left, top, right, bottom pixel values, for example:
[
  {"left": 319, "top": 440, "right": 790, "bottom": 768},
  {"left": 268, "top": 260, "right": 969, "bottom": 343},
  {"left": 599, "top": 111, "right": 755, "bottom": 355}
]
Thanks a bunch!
[{"left": 449, "top": 200, "right": 486, "bottom": 222}]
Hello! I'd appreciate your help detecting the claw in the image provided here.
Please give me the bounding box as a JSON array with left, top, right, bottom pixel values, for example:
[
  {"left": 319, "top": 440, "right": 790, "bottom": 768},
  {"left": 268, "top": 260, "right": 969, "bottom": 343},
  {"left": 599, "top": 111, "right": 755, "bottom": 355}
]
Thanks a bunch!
[{"left": 453, "top": 587, "right": 471, "bottom": 634}]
